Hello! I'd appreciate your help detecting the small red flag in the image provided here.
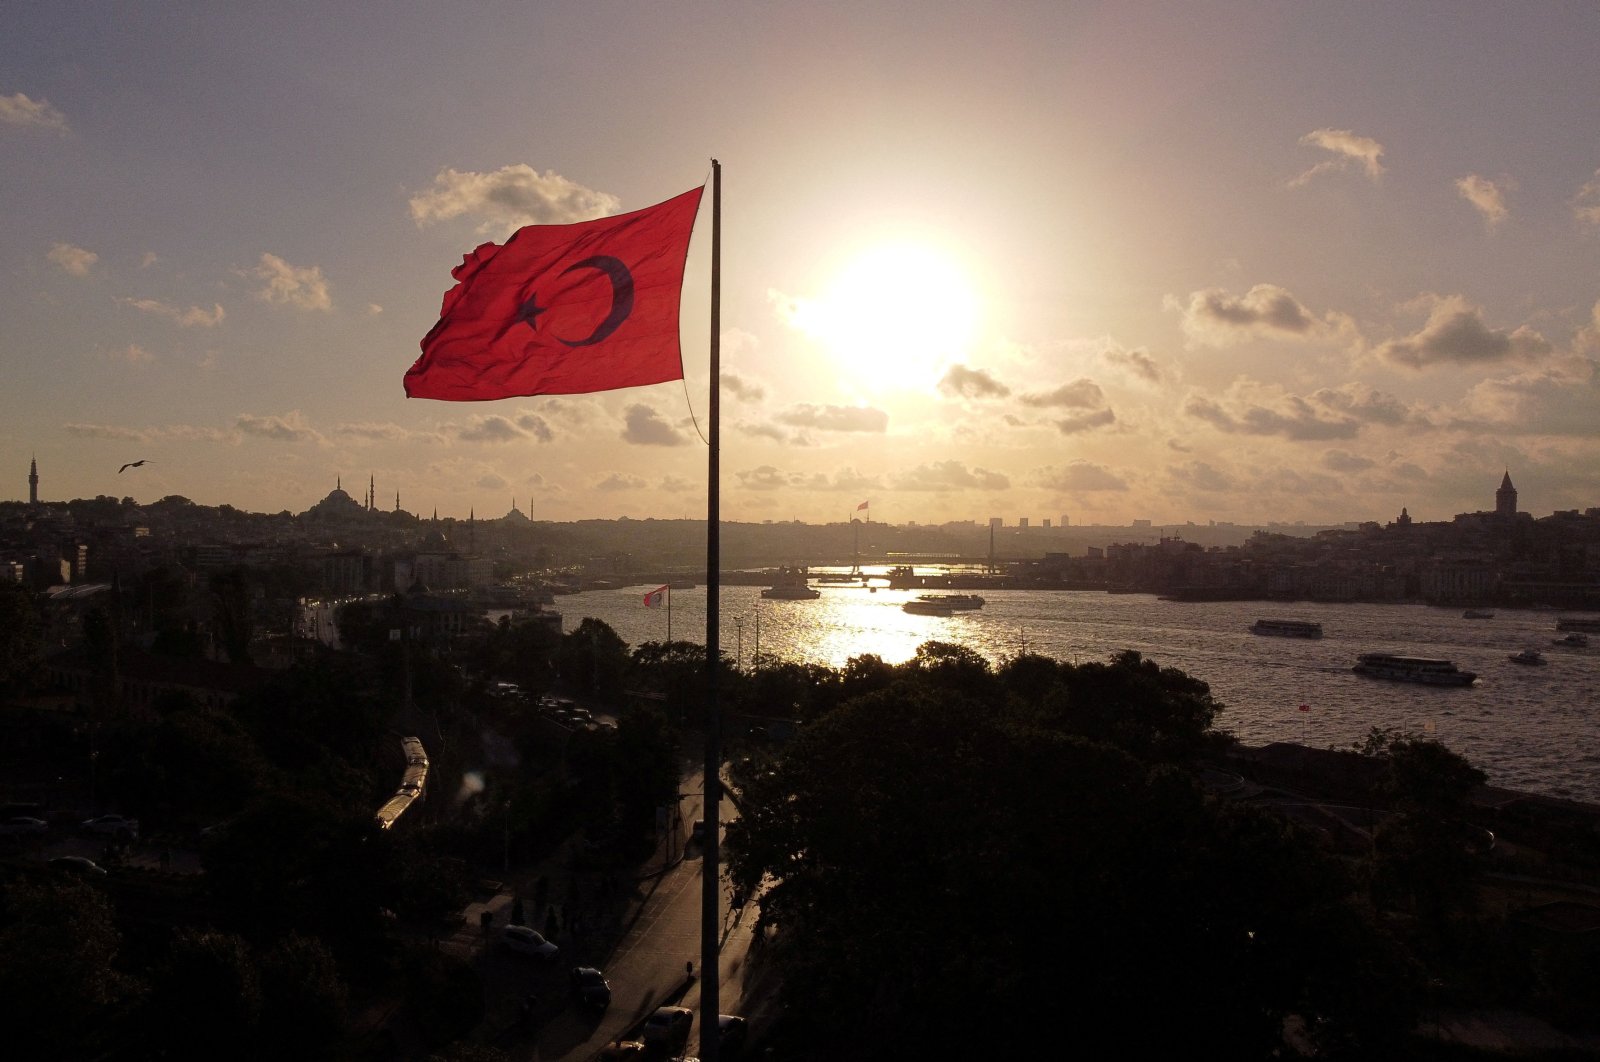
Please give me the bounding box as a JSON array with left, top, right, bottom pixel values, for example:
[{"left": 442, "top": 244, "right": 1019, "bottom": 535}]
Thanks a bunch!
[
  {"left": 856, "top": 500, "right": 869, "bottom": 511},
  {"left": 1298, "top": 703, "right": 1310, "bottom": 712},
  {"left": 643, "top": 585, "right": 669, "bottom": 608},
  {"left": 406, "top": 187, "right": 704, "bottom": 401}
]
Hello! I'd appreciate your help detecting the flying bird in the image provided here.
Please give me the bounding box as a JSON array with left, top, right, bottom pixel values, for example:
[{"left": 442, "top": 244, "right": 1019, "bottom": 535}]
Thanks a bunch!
[{"left": 118, "top": 459, "right": 148, "bottom": 474}]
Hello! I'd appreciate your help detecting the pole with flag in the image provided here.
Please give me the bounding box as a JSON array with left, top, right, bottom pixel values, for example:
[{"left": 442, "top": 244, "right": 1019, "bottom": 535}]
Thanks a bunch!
[
  {"left": 403, "top": 163, "right": 724, "bottom": 1055},
  {"left": 644, "top": 583, "right": 672, "bottom": 642}
]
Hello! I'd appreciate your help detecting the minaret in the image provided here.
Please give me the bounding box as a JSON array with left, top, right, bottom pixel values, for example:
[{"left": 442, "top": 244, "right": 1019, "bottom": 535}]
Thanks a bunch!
[
  {"left": 395, "top": 491, "right": 400, "bottom": 512},
  {"left": 28, "top": 455, "right": 38, "bottom": 505},
  {"left": 368, "top": 474, "right": 375, "bottom": 511},
  {"left": 1496, "top": 470, "right": 1517, "bottom": 518}
]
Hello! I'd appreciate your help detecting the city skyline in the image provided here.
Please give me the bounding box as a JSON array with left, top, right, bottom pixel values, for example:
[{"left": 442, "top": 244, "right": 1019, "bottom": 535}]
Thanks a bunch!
[{"left": 4, "top": 3, "right": 1599, "bottom": 525}]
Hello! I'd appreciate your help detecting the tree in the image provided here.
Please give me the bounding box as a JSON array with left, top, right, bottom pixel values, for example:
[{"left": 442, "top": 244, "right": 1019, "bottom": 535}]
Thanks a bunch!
[
  {"left": 0, "top": 582, "right": 42, "bottom": 689},
  {"left": 558, "top": 618, "right": 629, "bottom": 698},
  {"left": 258, "top": 933, "right": 349, "bottom": 1058},
  {"left": 145, "top": 928, "right": 262, "bottom": 1052}
]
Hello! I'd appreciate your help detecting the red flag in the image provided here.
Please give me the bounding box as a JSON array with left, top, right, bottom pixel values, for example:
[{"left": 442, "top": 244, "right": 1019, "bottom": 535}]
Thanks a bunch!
[
  {"left": 1298, "top": 703, "right": 1310, "bottom": 712},
  {"left": 643, "top": 585, "right": 669, "bottom": 608},
  {"left": 405, "top": 187, "right": 704, "bottom": 400},
  {"left": 856, "top": 500, "right": 869, "bottom": 511}
]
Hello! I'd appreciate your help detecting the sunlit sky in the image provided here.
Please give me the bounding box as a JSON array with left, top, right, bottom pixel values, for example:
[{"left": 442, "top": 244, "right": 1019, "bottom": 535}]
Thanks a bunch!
[{"left": 5, "top": 2, "right": 1599, "bottom": 526}]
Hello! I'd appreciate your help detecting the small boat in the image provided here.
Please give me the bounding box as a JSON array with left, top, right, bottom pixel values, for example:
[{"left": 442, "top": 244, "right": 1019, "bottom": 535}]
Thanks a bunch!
[
  {"left": 1551, "top": 632, "right": 1590, "bottom": 648},
  {"left": 902, "top": 599, "right": 954, "bottom": 616},
  {"left": 1508, "top": 649, "right": 1547, "bottom": 666},
  {"left": 1250, "top": 619, "right": 1323, "bottom": 638},
  {"left": 1462, "top": 609, "right": 1496, "bottom": 619},
  {"left": 760, "top": 566, "right": 820, "bottom": 599},
  {"left": 1353, "top": 653, "right": 1476, "bottom": 686},
  {"left": 914, "top": 593, "right": 985, "bottom": 611}
]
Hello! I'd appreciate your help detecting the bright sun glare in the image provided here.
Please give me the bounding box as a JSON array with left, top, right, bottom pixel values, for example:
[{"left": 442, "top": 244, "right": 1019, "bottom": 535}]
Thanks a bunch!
[{"left": 795, "top": 242, "right": 980, "bottom": 389}]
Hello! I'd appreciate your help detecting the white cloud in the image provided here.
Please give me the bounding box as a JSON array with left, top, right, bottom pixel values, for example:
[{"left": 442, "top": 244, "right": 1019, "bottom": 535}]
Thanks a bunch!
[
  {"left": 775, "top": 404, "right": 889, "bottom": 433},
  {"left": 1455, "top": 174, "right": 1509, "bottom": 226},
  {"left": 454, "top": 415, "right": 528, "bottom": 443},
  {"left": 1167, "top": 461, "right": 1239, "bottom": 493},
  {"left": 1055, "top": 409, "right": 1117, "bottom": 435},
  {"left": 890, "top": 460, "right": 1009, "bottom": 491},
  {"left": 1573, "top": 170, "right": 1600, "bottom": 227},
  {"left": 1169, "top": 284, "right": 1320, "bottom": 346},
  {"left": 1020, "top": 378, "right": 1104, "bottom": 409},
  {"left": 596, "top": 472, "right": 648, "bottom": 491},
  {"left": 1290, "top": 128, "right": 1385, "bottom": 186},
  {"left": 938, "top": 365, "right": 1011, "bottom": 399},
  {"left": 116, "top": 297, "right": 225, "bottom": 327},
  {"left": 1374, "top": 296, "right": 1549, "bottom": 369},
  {"left": 252, "top": 253, "right": 331, "bottom": 311},
  {"left": 1101, "top": 344, "right": 1161, "bottom": 383},
  {"left": 367, "top": 303, "right": 383, "bottom": 316},
  {"left": 622, "top": 403, "right": 690, "bottom": 446},
  {"left": 107, "top": 344, "right": 154, "bottom": 365},
  {"left": 1034, "top": 462, "right": 1128, "bottom": 492},
  {"left": 722, "top": 372, "right": 765, "bottom": 402},
  {"left": 408, "top": 165, "right": 621, "bottom": 231},
  {"left": 1182, "top": 379, "right": 1378, "bottom": 441},
  {"left": 235, "top": 410, "right": 325, "bottom": 444},
  {"left": 47, "top": 242, "right": 97, "bottom": 276},
  {"left": 1451, "top": 358, "right": 1600, "bottom": 436},
  {"left": 0, "top": 92, "right": 67, "bottom": 131}
]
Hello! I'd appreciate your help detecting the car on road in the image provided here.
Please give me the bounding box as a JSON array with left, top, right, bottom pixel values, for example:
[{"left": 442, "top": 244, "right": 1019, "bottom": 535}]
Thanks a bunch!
[
  {"left": 49, "top": 855, "right": 109, "bottom": 876},
  {"left": 597, "top": 1041, "right": 646, "bottom": 1060},
  {"left": 642, "top": 1006, "right": 694, "bottom": 1051},
  {"left": 0, "top": 816, "right": 49, "bottom": 839},
  {"left": 499, "top": 925, "right": 559, "bottom": 961},
  {"left": 715, "top": 1014, "right": 748, "bottom": 1056},
  {"left": 81, "top": 814, "right": 139, "bottom": 840},
  {"left": 569, "top": 966, "right": 612, "bottom": 1010}
]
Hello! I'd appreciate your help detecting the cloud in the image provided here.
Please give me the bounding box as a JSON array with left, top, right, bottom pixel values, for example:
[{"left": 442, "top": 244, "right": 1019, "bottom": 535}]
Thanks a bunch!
[
  {"left": 1182, "top": 380, "right": 1369, "bottom": 440},
  {"left": 661, "top": 475, "right": 695, "bottom": 493},
  {"left": 721, "top": 372, "right": 765, "bottom": 402},
  {"left": 1170, "top": 284, "right": 1318, "bottom": 346},
  {"left": 596, "top": 472, "right": 648, "bottom": 491},
  {"left": 115, "top": 297, "right": 225, "bottom": 328},
  {"left": 1020, "top": 378, "right": 1104, "bottom": 409},
  {"left": 1309, "top": 383, "right": 1419, "bottom": 427},
  {"left": 235, "top": 410, "right": 324, "bottom": 444},
  {"left": 455, "top": 414, "right": 528, "bottom": 443},
  {"left": 252, "top": 253, "right": 331, "bottom": 311},
  {"left": 622, "top": 403, "right": 690, "bottom": 446},
  {"left": 334, "top": 421, "right": 446, "bottom": 444},
  {"left": 1573, "top": 170, "right": 1600, "bottom": 227},
  {"left": 0, "top": 92, "right": 67, "bottom": 131},
  {"left": 64, "top": 421, "right": 238, "bottom": 444},
  {"left": 1167, "top": 460, "right": 1239, "bottom": 493},
  {"left": 64, "top": 422, "right": 148, "bottom": 441},
  {"left": 938, "top": 364, "right": 1011, "bottom": 399},
  {"left": 890, "top": 460, "right": 1009, "bottom": 491},
  {"left": 108, "top": 344, "right": 155, "bottom": 365},
  {"left": 47, "top": 242, "right": 97, "bottom": 276},
  {"left": 735, "top": 421, "right": 792, "bottom": 443},
  {"left": 139, "top": 252, "right": 159, "bottom": 268},
  {"left": 1451, "top": 358, "right": 1600, "bottom": 436},
  {"left": 515, "top": 413, "right": 554, "bottom": 442},
  {"left": 1322, "top": 449, "right": 1377, "bottom": 473},
  {"left": 409, "top": 165, "right": 621, "bottom": 230},
  {"left": 776, "top": 404, "right": 889, "bottom": 433},
  {"left": 737, "top": 465, "right": 795, "bottom": 491},
  {"left": 1034, "top": 462, "right": 1129, "bottom": 492},
  {"left": 1290, "top": 127, "right": 1385, "bottom": 186},
  {"left": 476, "top": 472, "right": 509, "bottom": 491},
  {"left": 1102, "top": 345, "right": 1161, "bottom": 383},
  {"left": 367, "top": 303, "right": 383, "bottom": 316},
  {"left": 1374, "top": 296, "right": 1549, "bottom": 369},
  {"left": 1455, "top": 175, "right": 1509, "bottom": 226},
  {"left": 1055, "top": 409, "right": 1117, "bottom": 434}
]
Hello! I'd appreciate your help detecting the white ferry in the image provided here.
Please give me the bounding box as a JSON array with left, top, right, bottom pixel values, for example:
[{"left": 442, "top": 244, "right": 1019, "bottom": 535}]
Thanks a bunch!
[
  {"left": 1250, "top": 619, "right": 1324, "bottom": 639},
  {"left": 1352, "top": 653, "right": 1477, "bottom": 686},
  {"left": 760, "top": 567, "right": 820, "bottom": 600},
  {"left": 902, "top": 599, "right": 954, "bottom": 616},
  {"left": 914, "top": 593, "right": 986, "bottom": 611}
]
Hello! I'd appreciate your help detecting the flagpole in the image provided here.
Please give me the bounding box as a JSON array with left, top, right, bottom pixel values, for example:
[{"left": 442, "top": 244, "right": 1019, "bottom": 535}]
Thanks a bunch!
[
  {"left": 701, "top": 158, "right": 723, "bottom": 1059},
  {"left": 667, "top": 585, "right": 672, "bottom": 644}
]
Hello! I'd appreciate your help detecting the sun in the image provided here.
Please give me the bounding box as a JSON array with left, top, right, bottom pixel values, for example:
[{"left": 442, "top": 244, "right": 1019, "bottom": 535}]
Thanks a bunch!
[{"left": 794, "top": 241, "right": 981, "bottom": 390}]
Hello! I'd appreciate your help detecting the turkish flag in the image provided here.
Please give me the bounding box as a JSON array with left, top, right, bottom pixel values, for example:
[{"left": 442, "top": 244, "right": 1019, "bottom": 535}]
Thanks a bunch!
[{"left": 406, "top": 186, "right": 704, "bottom": 400}]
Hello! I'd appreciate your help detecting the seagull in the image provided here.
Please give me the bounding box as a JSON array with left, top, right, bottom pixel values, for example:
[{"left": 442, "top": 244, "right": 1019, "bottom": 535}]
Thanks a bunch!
[{"left": 118, "top": 459, "right": 148, "bottom": 474}]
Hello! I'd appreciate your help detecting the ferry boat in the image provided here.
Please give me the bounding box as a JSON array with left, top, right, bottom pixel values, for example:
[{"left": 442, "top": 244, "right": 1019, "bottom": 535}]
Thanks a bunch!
[
  {"left": 1352, "top": 653, "right": 1476, "bottom": 686},
  {"left": 760, "top": 567, "right": 820, "bottom": 600},
  {"left": 914, "top": 593, "right": 985, "bottom": 611},
  {"left": 1556, "top": 616, "right": 1600, "bottom": 633},
  {"left": 1508, "top": 649, "right": 1547, "bottom": 666},
  {"left": 1551, "top": 632, "right": 1590, "bottom": 648},
  {"left": 902, "top": 599, "right": 954, "bottom": 616},
  {"left": 1250, "top": 619, "right": 1324, "bottom": 639}
]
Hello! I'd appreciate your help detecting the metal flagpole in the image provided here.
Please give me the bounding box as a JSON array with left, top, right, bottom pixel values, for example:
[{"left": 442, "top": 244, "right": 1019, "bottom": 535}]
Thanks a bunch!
[
  {"left": 667, "top": 585, "right": 672, "bottom": 644},
  {"left": 701, "top": 158, "right": 723, "bottom": 1061}
]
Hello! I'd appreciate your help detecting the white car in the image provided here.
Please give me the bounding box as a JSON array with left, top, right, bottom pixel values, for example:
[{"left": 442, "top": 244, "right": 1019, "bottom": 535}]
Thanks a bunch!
[
  {"left": 0, "top": 816, "right": 48, "bottom": 838},
  {"left": 82, "top": 814, "right": 139, "bottom": 840},
  {"left": 499, "top": 924, "right": 559, "bottom": 960}
]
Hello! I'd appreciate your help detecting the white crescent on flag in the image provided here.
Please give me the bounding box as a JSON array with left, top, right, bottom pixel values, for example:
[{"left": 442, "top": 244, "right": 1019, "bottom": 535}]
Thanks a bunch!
[{"left": 643, "top": 585, "right": 669, "bottom": 607}]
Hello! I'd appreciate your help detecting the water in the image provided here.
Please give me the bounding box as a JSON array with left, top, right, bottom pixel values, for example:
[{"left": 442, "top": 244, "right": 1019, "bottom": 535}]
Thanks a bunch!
[{"left": 555, "top": 581, "right": 1600, "bottom": 805}]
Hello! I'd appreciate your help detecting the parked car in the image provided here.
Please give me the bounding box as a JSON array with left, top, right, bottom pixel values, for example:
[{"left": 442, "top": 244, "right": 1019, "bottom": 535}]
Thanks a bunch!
[
  {"left": 499, "top": 925, "right": 559, "bottom": 961},
  {"left": 642, "top": 1006, "right": 694, "bottom": 1051},
  {"left": 569, "top": 966, "right": 612, "bottom": 1010},
  {"left": 597, "top": 1041, "right": 646, "bottom": 1060},
  {"left": 49, "top": 855, "right": 109, "bottom": 876},
  {"left": 715, "top": 1014, "right": 748, "bottom": 1056},
  {"left": 81, "top": 814, "right": 139, "bottom": 840},
  {"left": 0, "top": 816, "right": 49, "bottom": 839}
]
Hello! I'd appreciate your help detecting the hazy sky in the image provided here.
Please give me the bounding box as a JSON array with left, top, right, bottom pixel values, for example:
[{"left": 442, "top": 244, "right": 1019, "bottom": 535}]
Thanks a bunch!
[{"left": 5, "top": 2, "right": 1599, "bottom": 525}]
